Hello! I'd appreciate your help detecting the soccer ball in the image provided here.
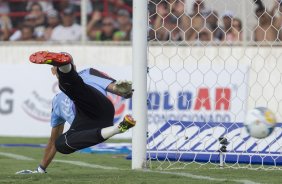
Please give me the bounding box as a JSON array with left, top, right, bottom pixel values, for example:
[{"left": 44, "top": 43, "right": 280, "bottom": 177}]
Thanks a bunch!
[{"left": 244, "top": 107, "right": 277, "bottom": 139}]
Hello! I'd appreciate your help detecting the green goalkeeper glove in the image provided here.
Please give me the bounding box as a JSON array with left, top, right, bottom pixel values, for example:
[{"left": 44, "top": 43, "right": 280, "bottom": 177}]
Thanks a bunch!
[{"left": 113, "top": 80, "right": 133, "bottom": 99}]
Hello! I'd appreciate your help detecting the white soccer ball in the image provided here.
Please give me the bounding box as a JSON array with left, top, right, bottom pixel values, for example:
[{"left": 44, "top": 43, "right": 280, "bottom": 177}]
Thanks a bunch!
[{"left": 244, "top": 107, "right": 277, "bottom": 139}]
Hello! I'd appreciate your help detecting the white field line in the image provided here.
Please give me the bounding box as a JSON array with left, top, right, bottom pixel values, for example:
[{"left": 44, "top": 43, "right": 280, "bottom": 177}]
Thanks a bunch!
[
  {"left": 0, "top": 151, "right": 259, "bottom": 184},
  {"left": 0, "top": 152, "right": 34, "bottom": 161},
  {"left": 53, "top": 159, "right": 119, "bottom": 170}
]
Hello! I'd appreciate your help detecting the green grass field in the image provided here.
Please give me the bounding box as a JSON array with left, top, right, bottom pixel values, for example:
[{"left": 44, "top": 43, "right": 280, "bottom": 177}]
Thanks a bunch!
[{"left": 0, "top": 137, "right": 281, "bottom": 184}]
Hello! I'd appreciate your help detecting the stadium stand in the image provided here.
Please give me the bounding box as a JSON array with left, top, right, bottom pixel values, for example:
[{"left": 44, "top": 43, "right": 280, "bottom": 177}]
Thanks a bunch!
[{"left": 0, "top": 0, "right": 281, "bottom": 43}]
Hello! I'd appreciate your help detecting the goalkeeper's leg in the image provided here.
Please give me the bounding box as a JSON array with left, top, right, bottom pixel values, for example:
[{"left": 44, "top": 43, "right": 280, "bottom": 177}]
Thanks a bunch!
[
  {"left": 55, "top": 115, "right": 136, "bottom": 154},
  {"left": 30, "top": 51, "right": 117, "bottom": 125}
]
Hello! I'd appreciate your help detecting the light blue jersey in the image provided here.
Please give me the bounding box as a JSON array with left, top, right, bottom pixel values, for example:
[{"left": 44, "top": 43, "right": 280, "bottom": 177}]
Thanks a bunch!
[{"left": 50, "top": 68, "right": 115, "bottom": 127}]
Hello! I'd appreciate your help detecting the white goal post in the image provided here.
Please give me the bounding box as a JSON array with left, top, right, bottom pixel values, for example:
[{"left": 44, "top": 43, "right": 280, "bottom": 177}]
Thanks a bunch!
[{"left": 131, "top": 0, "right": 148, "bottom": 169}]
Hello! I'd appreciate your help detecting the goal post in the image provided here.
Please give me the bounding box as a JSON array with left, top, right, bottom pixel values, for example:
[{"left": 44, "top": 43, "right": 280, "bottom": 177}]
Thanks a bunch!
[{"left": 131, "top": 0, "right": 148, "bottom": 169}]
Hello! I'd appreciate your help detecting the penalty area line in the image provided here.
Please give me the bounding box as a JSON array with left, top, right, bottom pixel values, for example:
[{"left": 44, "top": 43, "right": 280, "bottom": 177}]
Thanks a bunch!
[{"left": 0, "top": 151, "right": 259, "bottom": 184}]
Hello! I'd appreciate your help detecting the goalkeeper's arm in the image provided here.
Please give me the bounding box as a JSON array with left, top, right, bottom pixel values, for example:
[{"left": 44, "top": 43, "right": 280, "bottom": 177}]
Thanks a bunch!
[
  {"left": 39, "top": 124, "right": 64, "bottom": 171},
  {"left": 16, "top": 124, "right": 64, "bottom": 174}
]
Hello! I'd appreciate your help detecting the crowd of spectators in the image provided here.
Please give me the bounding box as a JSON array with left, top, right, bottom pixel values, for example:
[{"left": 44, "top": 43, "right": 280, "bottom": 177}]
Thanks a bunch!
[
  {"left": 0, "top": 0, "right": 281, "bottom": 44},
  {"left": 0, "top": 0, "right": 132, "bottom": 41},
  {"left": 149, "top": 0, "right": 282, "bottom": 44}
]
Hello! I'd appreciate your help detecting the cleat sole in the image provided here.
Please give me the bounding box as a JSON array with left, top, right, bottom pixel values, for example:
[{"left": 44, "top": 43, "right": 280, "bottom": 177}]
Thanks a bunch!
[{"left": 29, "top": 51, "right": 72, "bottom": 66}]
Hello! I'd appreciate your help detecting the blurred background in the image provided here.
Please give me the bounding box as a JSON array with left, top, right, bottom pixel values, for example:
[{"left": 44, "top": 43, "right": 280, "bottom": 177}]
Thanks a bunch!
[{"left": 0, "top": 0, "right": 280, "bottom": 44}]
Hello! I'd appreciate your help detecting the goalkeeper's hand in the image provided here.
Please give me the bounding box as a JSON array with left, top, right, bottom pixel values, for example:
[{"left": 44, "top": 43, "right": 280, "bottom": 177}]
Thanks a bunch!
[
  {"left": 113, "top": 80, "right": 133, "bottom": 99},
  {"left": 16, "top": 165, "right": 47, "bottom": 174}
]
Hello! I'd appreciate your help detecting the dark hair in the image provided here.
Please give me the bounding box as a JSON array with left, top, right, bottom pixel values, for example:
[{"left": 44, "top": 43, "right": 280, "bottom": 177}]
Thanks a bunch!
[
  {"left": 254, "top": 0, "right": 264, "bottom": 9},
  {"left": 254, "top": 0, "right": 265, "bottom": 13}
]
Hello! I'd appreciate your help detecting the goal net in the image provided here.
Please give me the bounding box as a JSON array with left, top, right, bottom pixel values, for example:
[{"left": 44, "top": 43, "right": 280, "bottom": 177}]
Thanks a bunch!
[{"left": 145, "top": 0, "right": 282, "bottom": 170}]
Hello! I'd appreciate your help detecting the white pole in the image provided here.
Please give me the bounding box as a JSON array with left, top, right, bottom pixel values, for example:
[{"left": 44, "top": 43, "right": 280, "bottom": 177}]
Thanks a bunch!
[
  {"left": 219, "top": 152, "right": 224, "bottom": 168},
  {"left": 242, "top": 0, "right": 247, "bottom": 47},
  {"left": 132, "top": 0, "right": 148, "bottom": 169},
  {"left": 80, "top": 0, "right": 87, "bottom": 43}
]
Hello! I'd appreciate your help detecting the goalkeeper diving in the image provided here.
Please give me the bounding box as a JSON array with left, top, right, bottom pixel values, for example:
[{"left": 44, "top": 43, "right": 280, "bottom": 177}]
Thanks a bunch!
[{"left": 16, "top": 51, "right": 136, "bottom": 174}]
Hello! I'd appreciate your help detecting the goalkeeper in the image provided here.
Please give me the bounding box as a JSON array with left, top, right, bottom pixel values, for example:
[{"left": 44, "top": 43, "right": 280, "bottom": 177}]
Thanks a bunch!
[{"left": 18, "top": 51, "right": 136, "bottom": 174}]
